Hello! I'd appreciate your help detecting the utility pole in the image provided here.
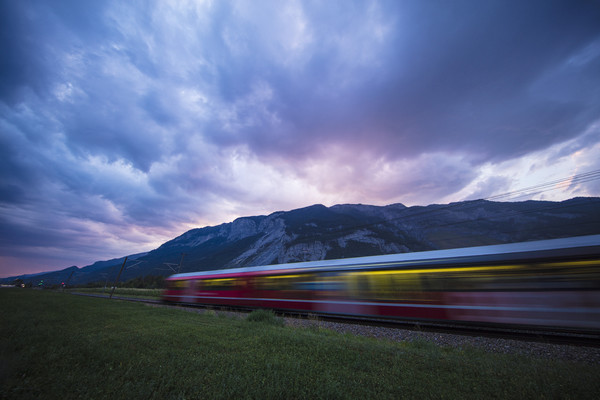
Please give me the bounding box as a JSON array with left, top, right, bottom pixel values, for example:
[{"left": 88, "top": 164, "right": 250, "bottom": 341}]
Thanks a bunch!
[
  {"left": 110, "top": 257, "right": 128, "bottom": 299},
  {"left": 103, "top": 262, "right": 120, "bottom": 293},
  {"left": 178, "top": 253, "right": 186, "bottom": 273},
  {"left": 62, "top": 269, "right": 75, "bottom": 292}
]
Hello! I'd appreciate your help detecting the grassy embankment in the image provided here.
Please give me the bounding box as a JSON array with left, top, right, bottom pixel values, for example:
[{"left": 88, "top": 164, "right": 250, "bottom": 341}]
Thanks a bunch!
[
  {"left": 66, "top": 287, "right": 163, "bottom": 300},
  {"left": 1, "top": 289, "right": 599, "bottom": 399}
]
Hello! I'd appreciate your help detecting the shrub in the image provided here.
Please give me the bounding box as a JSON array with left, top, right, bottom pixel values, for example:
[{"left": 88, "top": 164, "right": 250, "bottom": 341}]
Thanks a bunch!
[{"left": 245, "top": 309, "right": 285, "bottom": 327}]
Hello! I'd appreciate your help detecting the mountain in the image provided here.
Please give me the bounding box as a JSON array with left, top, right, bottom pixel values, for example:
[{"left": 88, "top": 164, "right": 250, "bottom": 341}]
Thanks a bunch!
[
  {"left": 4, "top": 266, "right": 79, "bottom": 287},
  {"left": 0, "top": 253, "right": 149, "bottom": 287},
  {"left": 3, "top": 197, "right": 599, "bottom": 286}
]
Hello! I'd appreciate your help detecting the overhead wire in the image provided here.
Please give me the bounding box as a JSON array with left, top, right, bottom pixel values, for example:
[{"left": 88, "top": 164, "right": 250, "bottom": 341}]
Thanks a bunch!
[
  {"left": 483, "top": 169, "right": 600, "bottom": 202},
  {"left": 293, "top": 169, "right": 600, "bottom": 251}
]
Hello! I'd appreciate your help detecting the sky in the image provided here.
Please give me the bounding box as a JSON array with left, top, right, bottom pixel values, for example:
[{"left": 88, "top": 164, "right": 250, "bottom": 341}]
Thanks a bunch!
[{"left": 1, "top": 0, "right": 600, "bottom": 277}]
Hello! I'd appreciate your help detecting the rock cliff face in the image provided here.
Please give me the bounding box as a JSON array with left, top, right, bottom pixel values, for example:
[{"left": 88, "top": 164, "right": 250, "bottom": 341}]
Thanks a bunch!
[
  {"left": 5, "top": 197, "right": 599, "bottom": 285},
  {"left": 147, "top": 197, "right": 599, "bottom": 277}
]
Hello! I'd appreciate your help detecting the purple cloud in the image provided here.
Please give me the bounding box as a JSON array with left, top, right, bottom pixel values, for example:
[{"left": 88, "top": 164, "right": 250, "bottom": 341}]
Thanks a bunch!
[{"left": 1, "top": 0, "right": 599, "bottom": 276}]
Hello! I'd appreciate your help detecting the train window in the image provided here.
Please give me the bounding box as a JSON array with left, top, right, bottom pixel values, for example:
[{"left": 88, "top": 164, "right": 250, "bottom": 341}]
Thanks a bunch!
[
  {"left": 203, "top": 278, "right": 237, "bottom": 291},
  {"left": 370, "top": 274, "right": 394, "bottom": 300},
  {"left": 293, "top": 274, "right": 318, "bottom": 291},
  {"left": 354, "top": 270, "right": 421, "bottom": 300},
  {"left": 389, "top": 272, "right": 421, "bottom": 294},
  {"left": 419, "top": 273, "right": 444, "bottom": 292},
  {"left": 416, "top": 265, "right": 524, "bottom": 292},
  {"left": 526, "top": 263, "right": 594, "bottom": 290},
  {"left": 344, "top": 273, "right": 371, "bottom": 299},
  {"left": 263, "top": 274, "right": 302, "bottom": 291},
  {"left": 523, "top": 260, "right": 600, "bottom": 290},
  {"left": 313, "top": 272, "right": 345, "bottom": 297},
  {"left": 360, "top": 275, "right": 371, "bottom": 293},
  {"left": 336, "top": 259, "right": 600, "bottom": 297},
  {"left": 417, "top": 263, "right": 597, "bottom": 292},
  {"left": 255, "top": 276, "right": 277, "bottom": 290},
  {"left": 168, "top": 280, "right": 187, "bottom": 289},
  {"left": 254, "top": 274, "right": 318, "bottom": 293}
]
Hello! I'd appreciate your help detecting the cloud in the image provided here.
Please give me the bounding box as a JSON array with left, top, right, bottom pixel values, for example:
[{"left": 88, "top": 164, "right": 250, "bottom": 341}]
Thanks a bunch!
[{"left": 1, "top": 0, "right": 599, "bottom": 276}]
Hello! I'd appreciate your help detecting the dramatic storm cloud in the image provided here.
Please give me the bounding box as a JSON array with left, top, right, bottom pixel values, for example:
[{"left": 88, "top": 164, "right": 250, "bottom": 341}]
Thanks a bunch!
[{"left": 1, "top": 0, "right": 600, "bottom": 276}]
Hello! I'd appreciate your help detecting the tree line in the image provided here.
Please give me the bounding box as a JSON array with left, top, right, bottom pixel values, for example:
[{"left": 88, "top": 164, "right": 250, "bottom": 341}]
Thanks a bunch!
[{"left": 13, "top": 274, "right": 167, "bottom": 289}]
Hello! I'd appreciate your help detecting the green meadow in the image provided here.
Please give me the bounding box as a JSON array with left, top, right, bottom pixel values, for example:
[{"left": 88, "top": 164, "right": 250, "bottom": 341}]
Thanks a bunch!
[
  {"left": 67, "top": 287, "right": 163, "bottom": 300},
  {"left": 1, "top": 289, "right": 599, "bottom": 399}
]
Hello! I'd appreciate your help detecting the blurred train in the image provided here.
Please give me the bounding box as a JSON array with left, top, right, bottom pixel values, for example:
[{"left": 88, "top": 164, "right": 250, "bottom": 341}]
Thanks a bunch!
[{"left": 163, "top": 235, "right": 600, "bottom": 331}]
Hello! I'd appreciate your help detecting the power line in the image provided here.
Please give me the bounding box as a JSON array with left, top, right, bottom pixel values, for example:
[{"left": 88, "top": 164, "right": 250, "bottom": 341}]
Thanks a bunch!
[
  {"left": 483, "top": 169, "right": 600, "bottom": 202},
  {"left": 290, "top": 170, "right": 600, "bottom": 250}
]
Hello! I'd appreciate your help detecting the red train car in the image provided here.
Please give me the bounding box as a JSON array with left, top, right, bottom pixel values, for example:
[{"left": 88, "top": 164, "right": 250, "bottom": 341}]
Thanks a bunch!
[{"left": 163, "top": 235, "right": 600, "bottom": 330}]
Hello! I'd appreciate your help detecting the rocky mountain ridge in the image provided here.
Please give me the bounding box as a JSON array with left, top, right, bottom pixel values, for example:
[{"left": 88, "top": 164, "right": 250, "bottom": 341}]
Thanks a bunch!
[{"left": 3, "top": 197, "right": 599, "bottom": 285}]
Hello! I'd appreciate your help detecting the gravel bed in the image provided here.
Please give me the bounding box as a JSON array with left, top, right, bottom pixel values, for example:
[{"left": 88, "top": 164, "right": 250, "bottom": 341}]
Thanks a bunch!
[
  {"left": 283, "top": 316, "right": 600, "bottom": 365},
  {"left": 147, "top": 304, "right": 600, "bottom": 364}
]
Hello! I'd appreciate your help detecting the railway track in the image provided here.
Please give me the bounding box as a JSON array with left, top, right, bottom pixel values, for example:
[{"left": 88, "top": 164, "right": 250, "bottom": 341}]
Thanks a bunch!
[
  {"left": 311, "top": 313, "right": 600, "bottom": 348},
  {"left": 70, "top": 291, "right": 600, "bottom": 348}
]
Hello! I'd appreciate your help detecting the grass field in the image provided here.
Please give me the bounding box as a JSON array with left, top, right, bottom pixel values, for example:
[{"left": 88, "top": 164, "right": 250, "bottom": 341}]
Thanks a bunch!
[
  {"left": 67, "top": 287, "right": 163, "bottom": 300},
  {"left": 1, "top": 289, "right": 599, "bottom": 399}
]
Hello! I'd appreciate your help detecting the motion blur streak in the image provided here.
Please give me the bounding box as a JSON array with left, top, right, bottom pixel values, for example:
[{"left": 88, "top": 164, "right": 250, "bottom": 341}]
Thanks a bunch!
[{"left": 163, "top": 235, "right": 600, "bottom": 330}]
